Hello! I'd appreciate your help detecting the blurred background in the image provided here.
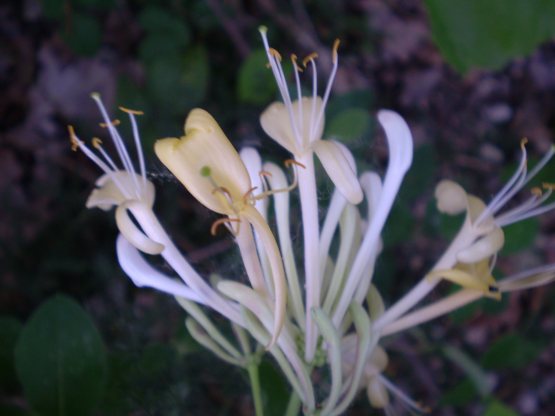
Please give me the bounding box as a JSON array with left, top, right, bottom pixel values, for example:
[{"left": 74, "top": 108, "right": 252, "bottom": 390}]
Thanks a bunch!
[{"left": 1, "top": 0, "right": 555, "bottom": 415}]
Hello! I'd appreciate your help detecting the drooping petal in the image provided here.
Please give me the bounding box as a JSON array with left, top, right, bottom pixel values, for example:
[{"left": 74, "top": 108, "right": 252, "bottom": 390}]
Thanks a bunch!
[
  {"left": 115, "top": 201, "right": 164, "bottom": 255},
  {"left": 116, "top": 234, "right": 202, "bottom": 302},
  {"left": 154, "top": 109, "right": 252, "bottom": 215},
  {"left": 313, "top": 139, "right": 363, "bottom": 204}
]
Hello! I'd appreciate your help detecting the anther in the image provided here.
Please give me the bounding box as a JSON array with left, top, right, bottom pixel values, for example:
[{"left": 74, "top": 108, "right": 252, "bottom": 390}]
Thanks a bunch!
[
  {"left": 542, "top": 182, "right": 555, "bottom": 191},
  {"left": 284, "top": 159, "right": 306, "bottom": 169},
  {"left": 68, "top": 125, "right": 79, "bottom": 151},
  {"left": 99, "top": 119, "right": 121, "bottom": 128},
  {"left": 119, "top": 106, "right": 144, "bottom": 116},
  {"left": 332, "top": 39, "right": 340, "bottom": 63},
  {"left": 242, "top": 187, "right": 258, "bottom": 205},
  {"left": 531, "top": 187, "right": 543, "bottom": 197},
  {"left": 291, "top": 54, "right": 303, "bottom": 72},
  {"left": 302, "top": 52, "right": 318, "bottom": 67},
  {"left": 259, "top": 170, "right": 272, "bottom": 178},
  {"left": 92, "top": 137, "right": 103, "bottom": 149},
  {"left": 520, "top": 137, "right": 528, "bottom": 150},
  {"left": 210, "top": 217, "right": 241, "bottom": 236},
  {"left": 212, "top": 186, "right": 232, "bottom": 199},
  {"left": 269, "top": 48, "right": 282, "bottom": 61}
]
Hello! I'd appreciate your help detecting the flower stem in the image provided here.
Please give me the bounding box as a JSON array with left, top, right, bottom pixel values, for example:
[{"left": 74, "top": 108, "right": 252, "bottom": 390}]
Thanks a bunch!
[{"left": 247, "top": 358, "right": 264, "bottom": 416}]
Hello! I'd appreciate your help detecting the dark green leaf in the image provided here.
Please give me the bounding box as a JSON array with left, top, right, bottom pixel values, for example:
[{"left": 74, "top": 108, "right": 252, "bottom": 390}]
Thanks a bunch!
[
  {"left": 42, "top": 0, "right": 65, "bottom": 20},
  {"left": 500, "top": 218, "right": 539, "bottom": 255},
  {"left": 259, "top": 359, "right": 289, "bottom": 416},
  {"left": 0, "top": 317, "right": 22, "bottom": 392},
  {"left": 237, "top": 49, "right": 277, "bottom": 105},
  {"left": 138, "top": 6, "right": 190, "bottom": 48},
  {"left": 439, "top": 378, "right": 477, "bottom": 406},
  {"left": 481, "top": 333, "right": 542, "bottom": 370},
  {"left": 425, "top": 0, "right": 555, "bottom": 73},
  {"left": 326, "top": 108, "right": 370, "bottom": 143},
  {"left": 15, "top": 295, "right": 107, "bottom": 416},
  {"left": 62, "top": 13, "right": 102, "bottom": 56},
  {"left": 483, "top": 400, "right": 519, "bottom": 416}
]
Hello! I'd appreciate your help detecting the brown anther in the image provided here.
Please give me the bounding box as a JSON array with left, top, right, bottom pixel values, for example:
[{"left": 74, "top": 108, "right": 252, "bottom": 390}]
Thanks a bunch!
[
  {"left": 119, "top": 106, "right": 144, "bottom": 116},
  {"left": 520, "top": 137, "right": 528, "bottom": 149},
  {"left": 99, "top": 119, "right": 121, "bottom": 128},
  {"left": 242, "top": 186, "right": 257, "bottom": 203},
  {"left": 302, "top": 52, "right": 318, "bottom": 67},
  {"left": 531, "top": 187, "right": 543, "bottom": 197},
  {"left": 291, "top": 54, "right": 303, "bottom": 72},
  {"left": 68, "top": 125, "right": 79, "bottom": 151},
  {"left": 284, "top": 159, "right": 306, "bottom": 169},
  {"left": 210, "top": 217, "right": 240, "bottom": 236},
  {"left": 269, "top": 47, "right": 282, "bottom": 61},
  {"left": 332, "top": 39, "right": 340, "bottom": 63},
  {"left": 92, "top": 137, "right": 103, "bottom": 149},
  {"left": 542, "top": 182, "right": 555, "bottom": 191},
  {"left": 211, "top": 186, "right": 231, "bottom": 197},
  {"left": 259, "top": 170, "right": 272, "bottom": 178}
]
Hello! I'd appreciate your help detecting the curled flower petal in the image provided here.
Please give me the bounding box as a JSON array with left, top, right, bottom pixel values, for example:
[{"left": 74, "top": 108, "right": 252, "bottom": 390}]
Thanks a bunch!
[
  {"left": 313, "top": 139, "right": 363, "bottom": 204},
  {"left": 115, "top": 201, "right": 164, "bottom": 255},
  {"left": 457, "top": 227, "right": 505, "bottom": 263},
  {"left": 87, "top": 171, "right": 155, "bottom": 211},
  {"left": 435, "top": 180, "right": 467, "bottom": 215},
  {"left": 116, "top": 234, "right": 202, "bottom": 302}
]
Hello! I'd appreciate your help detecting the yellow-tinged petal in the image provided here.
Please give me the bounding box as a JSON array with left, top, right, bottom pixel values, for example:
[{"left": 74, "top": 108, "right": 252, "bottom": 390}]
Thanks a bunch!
[
  {"left": 457, "top": 227, "right": 505, "bottom": 263},
  {"left": 260, "top": 97, "right": 324, "bottom": 154},
  {"left": 154, "top": 109, "right": 252, "bottom": 215}
]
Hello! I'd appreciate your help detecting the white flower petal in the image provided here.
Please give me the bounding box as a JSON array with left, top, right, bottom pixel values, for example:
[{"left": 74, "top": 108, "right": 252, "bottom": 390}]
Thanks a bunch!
[
  {"left": 116, "top": 234, "right": 203, "bottom": 302},
  {"left": 86, "top": 171, "right": 155, "bottom": 210},
  {"left": 313, "top": 139, "right": 363, "bottom": 204},
  {"left": 457, "top": 227, "right": 505, "bottom": 263}
]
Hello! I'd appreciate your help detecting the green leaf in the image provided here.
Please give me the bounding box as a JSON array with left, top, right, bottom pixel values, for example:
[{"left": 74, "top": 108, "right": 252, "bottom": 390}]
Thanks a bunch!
[
  {"left": 425, "top": 0, "right": 555, "bottom": 73},
  {"left": 443, "top": 345, "right": 493, "bottom": 398},
  {"left": 237, "top": 49, "right": 277, "bottom": 105},
  {"left": 62, "top": 13, "right": 102, "bottom": 56},
  {"left": 326, "top": 108, "right": 370, "bottom": 143},
  {"left": 483, "top": 400, "right": 519, "bottom": 416},
  {"left": 259, "top": 359, "right": 289, "bottom": 416},
  {"left": 481, "top": 333, "right": 542, "bottom": 370},
  {"left": 15, "top": 295, "right": 107, "bottom": 416},
  {"left": 500, "top": 218, "right": 539, "bottom": 255},
  {"left": 147, "top": 46, "right": 208, "bottom": 116},
  {"left": 439, "top": 378, "right": 477, "bottom": 406},
  {"left": 138, "top": 6, "right": 190, "bottom": 48},
  {"left": 398, "top": 145, "right": 437, "bottom": 203},
  {"left": 0, "top": 317, "right": 22, "bottom": 392},
  {"left": 42, "top": 0, "right": 65, "bottom": 20}
]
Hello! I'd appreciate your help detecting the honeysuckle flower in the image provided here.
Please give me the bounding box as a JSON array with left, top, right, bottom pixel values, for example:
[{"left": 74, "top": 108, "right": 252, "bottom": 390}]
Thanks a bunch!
[
  {"left": 154, "top": 109, "right": 288, "bottom": 345},
  {"left": 259, "top": 27, "right": 363, "bottom": 205},
  {"left": 71, "top": 95, "right": 241, "bottom": 323},
  {"left": 376, "top": 139, "right": 555, "bottom": 334}
]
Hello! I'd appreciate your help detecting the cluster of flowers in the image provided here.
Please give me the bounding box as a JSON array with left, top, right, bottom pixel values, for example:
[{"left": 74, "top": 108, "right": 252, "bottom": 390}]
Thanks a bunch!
[{"left": 71, "top": 28, "right": 555, "bottom": 414}]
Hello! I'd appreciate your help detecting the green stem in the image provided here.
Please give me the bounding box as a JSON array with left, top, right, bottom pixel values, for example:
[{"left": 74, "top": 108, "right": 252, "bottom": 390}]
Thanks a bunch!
[
  {"left": 285, "top": 391, "right": 302, "bottom": 416},
  {"left": 247, "top": 359, "right": 264, "bottom": 416}
]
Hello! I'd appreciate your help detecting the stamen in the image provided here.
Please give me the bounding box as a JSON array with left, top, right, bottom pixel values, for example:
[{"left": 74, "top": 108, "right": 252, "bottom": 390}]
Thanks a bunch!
[
  {"left": 543, "top": 182, "right": 555, "bottom": 190},
  {"left": 531, "top": 187, "right": 543, "bottom": 197},
  {"left": 242, "top": 186, "right": 258, "bottom": 204},
  {"left": 332, "top": 39, "right": 340, "bottom": 64},
  {"left": 92, "top": 137, "right": 103, "bottom": 148},
  {"left": 68, "top": 125, "right": 79, "bottom": 151},
  {"left": 269, "top": 48, "right": 282, "bottom": 60},
  {"left": 210, "top": 217, "right": 241, "bottom": 236},
  {"left": 302, "top": 52, "right": 318, "bottom": 68},
  {"left": 284, "top": 159, "right": 306, "bottom": 169},
  {"left": 119, "top": 106, "right": 144, "bottom": 116},
  {"left": 99, "top": 119, "right": 121, "bottom": 128},
  {"left": 291, "top": 54, "right": 303, "bottom": 72}
]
